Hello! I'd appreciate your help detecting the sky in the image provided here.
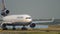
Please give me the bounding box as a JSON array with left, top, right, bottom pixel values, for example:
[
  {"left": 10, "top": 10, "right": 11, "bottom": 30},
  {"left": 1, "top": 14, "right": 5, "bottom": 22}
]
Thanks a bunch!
[{"left": 0, "top": 0, "right": 60, "bottom": 19}]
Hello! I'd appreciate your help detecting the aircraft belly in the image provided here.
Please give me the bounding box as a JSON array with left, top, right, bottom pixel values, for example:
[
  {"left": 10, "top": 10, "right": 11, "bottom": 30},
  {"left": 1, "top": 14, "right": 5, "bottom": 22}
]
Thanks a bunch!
[
  {"left": 3, "top": 19, "right": 32, "bottom": 25},
  {"left": 14, "top": 22, "right": 31, "bottom": 25},
  {"left": 2, "top": 22, "right": 31, "bottom": 26}
]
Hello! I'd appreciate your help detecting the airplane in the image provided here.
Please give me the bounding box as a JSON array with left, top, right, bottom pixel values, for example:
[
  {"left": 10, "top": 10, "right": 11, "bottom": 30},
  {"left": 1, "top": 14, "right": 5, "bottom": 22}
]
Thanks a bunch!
[{"left": 0, "top": 0, "right": 36, "bottom": 30}]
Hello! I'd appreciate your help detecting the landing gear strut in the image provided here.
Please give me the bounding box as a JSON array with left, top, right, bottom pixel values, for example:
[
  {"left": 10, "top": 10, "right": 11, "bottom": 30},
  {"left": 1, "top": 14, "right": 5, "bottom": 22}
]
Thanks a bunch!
[
  {"left": 21, "top": 25, "right": 27, "bottom": 30},
  {"left": 2, "top": 24, "right": 28, "bottom": 30},
  {"left": 12, "top": 25, "right": 16, "bottom": 30}
]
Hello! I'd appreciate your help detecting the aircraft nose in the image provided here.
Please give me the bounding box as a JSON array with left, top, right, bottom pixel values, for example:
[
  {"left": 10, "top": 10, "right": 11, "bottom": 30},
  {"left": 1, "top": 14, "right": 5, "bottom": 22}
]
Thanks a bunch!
[
  {"left": 28, "top": 19, "right": 32, "bottom": 21},
  {"left": 26, "top": 19, "right": 32, "bottom": 22}
]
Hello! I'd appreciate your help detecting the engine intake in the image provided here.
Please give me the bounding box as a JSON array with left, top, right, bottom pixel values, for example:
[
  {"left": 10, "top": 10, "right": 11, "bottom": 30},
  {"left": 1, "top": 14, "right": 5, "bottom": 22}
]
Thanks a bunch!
[
  {"left": 1, "top": 10, "right": 10, "bottom": 16},
  {"left": 30, "top": 23, "right": 36, "bottom": 28},
  {"left": 5, "top": 10, "right": 10, "bottom": 14}
]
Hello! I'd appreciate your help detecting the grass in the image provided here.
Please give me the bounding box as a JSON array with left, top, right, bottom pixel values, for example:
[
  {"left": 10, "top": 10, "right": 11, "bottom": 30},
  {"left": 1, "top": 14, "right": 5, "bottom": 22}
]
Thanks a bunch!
[
  {"left": 0, "top": 31, "right": 60, "bottom": 34},
  {"left": 0, "top": 28, "right": 60, "bottom": 34}
]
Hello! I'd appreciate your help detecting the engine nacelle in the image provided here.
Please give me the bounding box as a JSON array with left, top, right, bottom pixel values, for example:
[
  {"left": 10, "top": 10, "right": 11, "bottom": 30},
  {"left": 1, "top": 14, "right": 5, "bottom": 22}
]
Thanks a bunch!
[
  {"left": 30, "top": 23, "right": 36, "bottom": 28},
  {"left": 1, "top": 10, "right": 10, "bottom": 16},
  {"left": 5, "top": 10, "right": 10, "bottom": 14}
]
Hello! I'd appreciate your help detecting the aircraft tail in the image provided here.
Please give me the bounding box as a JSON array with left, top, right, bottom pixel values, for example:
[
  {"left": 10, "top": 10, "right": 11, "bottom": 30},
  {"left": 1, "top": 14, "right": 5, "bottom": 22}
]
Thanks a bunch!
[{"left": 1, "top": 0, "right": 10, "bottom": 17}]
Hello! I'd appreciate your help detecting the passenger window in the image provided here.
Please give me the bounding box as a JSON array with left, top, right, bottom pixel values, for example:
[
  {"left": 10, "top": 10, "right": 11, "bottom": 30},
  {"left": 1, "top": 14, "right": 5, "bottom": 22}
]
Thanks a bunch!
[{"left": 17, "top": 17, "right": 23, "bottom": 18}]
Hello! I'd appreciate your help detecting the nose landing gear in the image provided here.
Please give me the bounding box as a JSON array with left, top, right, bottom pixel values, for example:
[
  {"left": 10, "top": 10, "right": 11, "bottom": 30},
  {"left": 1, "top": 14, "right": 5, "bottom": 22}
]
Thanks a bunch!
[{"left": 12, "top": 25, "right": 16, "bottom": 30}]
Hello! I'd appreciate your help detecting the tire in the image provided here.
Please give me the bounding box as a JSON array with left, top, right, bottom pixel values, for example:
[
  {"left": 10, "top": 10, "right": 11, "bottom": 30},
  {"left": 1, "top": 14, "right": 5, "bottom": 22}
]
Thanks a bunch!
[{"left": 21, "top": 26, "right": 27, "bottom": 30}]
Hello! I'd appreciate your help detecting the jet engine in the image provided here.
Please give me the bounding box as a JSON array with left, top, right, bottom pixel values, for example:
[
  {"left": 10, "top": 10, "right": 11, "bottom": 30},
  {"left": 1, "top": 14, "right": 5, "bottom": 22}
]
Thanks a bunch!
[
  {"left": 30, "top": 23, "right": 36, "bottom": 28},
  {"left": 1, "top": 10, "right": 10, "bottom": 16}
]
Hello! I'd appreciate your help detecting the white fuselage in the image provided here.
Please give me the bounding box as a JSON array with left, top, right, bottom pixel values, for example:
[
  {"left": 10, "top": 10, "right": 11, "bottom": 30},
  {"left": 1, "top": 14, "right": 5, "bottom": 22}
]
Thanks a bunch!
[{"left": 2, "top": 14, "right": 32, "bottom": 24}]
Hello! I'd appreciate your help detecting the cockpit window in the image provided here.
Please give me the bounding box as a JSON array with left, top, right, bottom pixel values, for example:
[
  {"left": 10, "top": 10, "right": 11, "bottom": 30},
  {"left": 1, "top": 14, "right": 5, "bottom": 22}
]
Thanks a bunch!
[{"left": 26, "top": 17, "right": 31, "bottom": 19}]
